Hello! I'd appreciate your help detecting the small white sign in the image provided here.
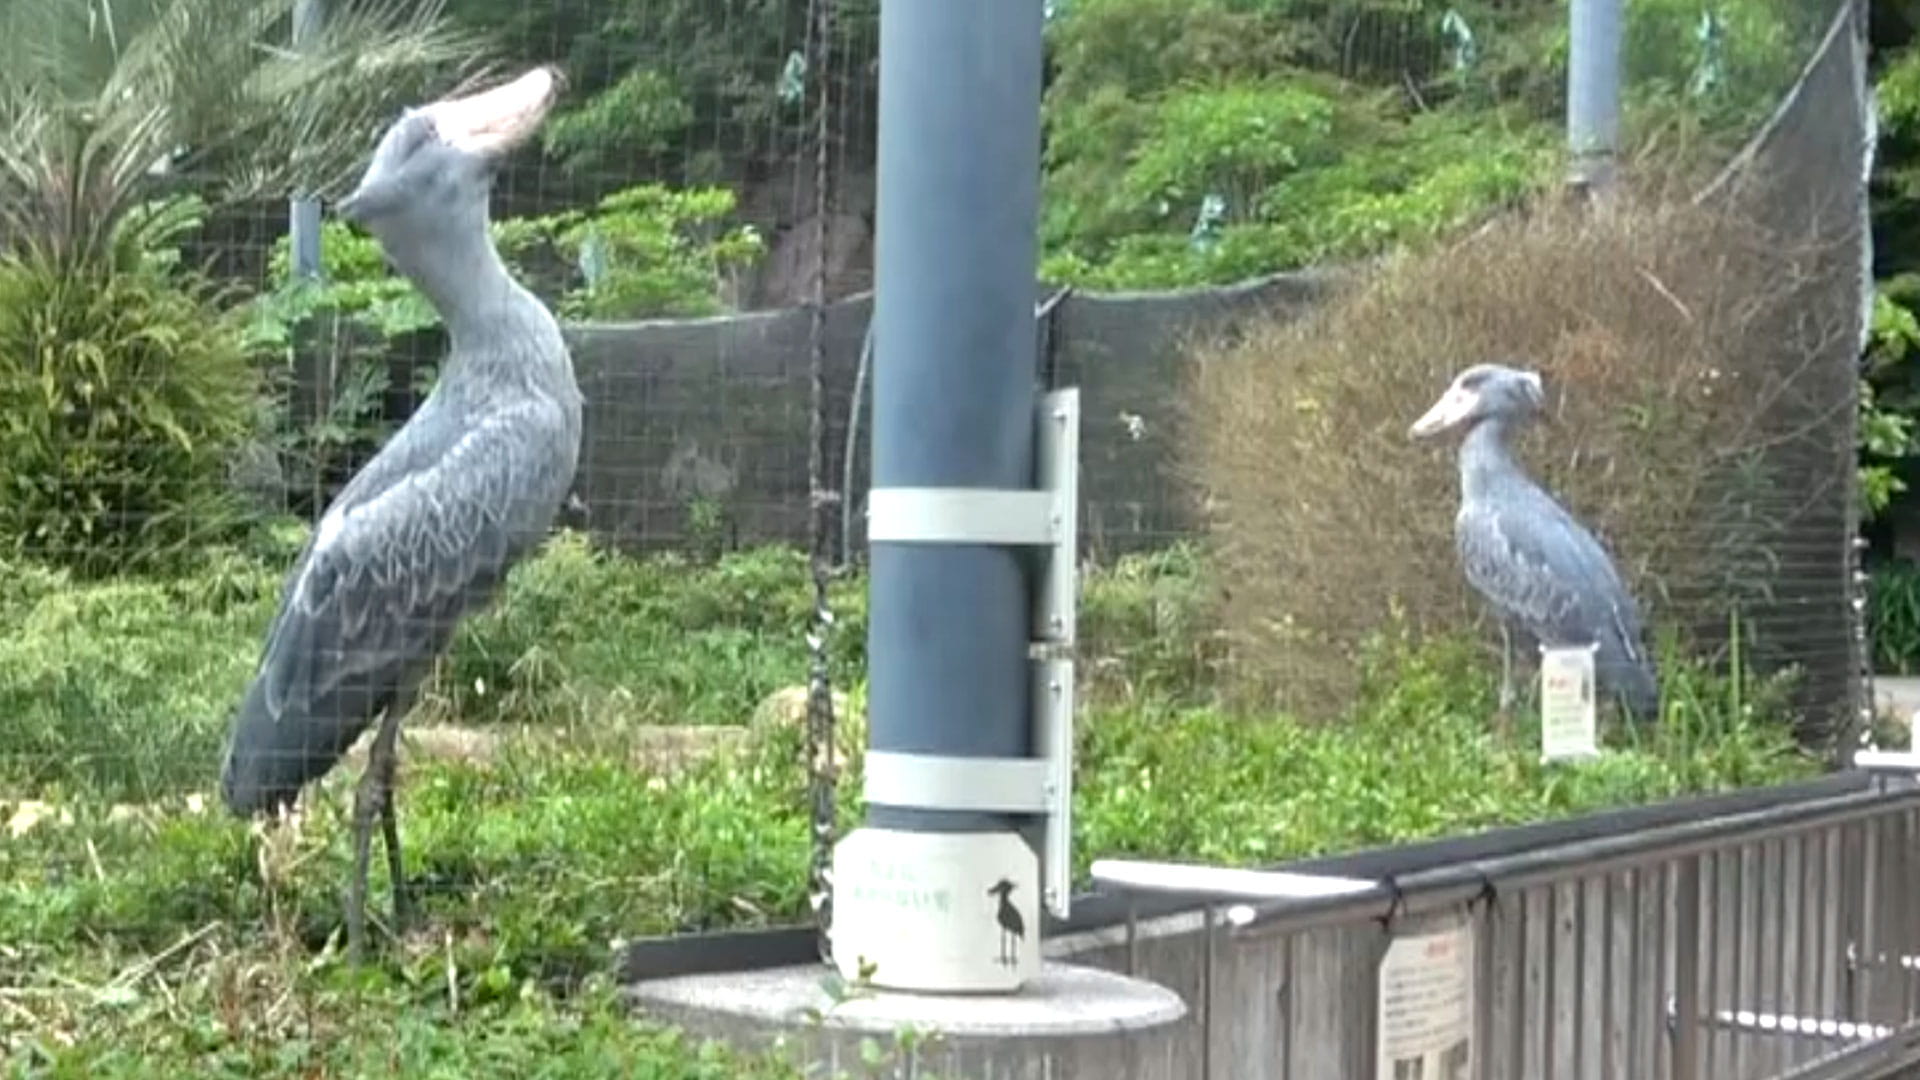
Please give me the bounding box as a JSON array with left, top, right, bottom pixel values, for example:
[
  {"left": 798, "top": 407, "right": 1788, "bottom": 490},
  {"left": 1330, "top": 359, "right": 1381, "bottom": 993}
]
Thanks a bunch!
[
  {"left": 1539, "top": 643, "right": 1599, "bottom": 762},
  {"left": 1376, "top": 917, "right": 1475, "bottom": 1080},
  {"left": 830, "top": 828, "right": 1040, "bottom": 993}
]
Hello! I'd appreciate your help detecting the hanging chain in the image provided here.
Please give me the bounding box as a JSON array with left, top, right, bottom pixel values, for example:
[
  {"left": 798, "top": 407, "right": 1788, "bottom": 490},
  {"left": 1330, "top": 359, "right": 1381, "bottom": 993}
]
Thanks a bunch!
[{"left": 802, "top": 0, "right": 841, "bottom": 969}]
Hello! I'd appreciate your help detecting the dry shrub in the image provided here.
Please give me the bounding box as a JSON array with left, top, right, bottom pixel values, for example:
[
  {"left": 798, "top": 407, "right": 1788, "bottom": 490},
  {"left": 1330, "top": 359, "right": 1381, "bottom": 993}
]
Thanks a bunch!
[{"left": 1188, "top": 180, "right": 1858, "bottom": 718}]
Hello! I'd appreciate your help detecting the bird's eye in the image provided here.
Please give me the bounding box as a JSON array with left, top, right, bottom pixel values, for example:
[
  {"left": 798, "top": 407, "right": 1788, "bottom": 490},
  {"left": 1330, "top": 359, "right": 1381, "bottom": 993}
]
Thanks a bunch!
[{"left": 382, "top": 112, "right": 436, "bottom": 164}]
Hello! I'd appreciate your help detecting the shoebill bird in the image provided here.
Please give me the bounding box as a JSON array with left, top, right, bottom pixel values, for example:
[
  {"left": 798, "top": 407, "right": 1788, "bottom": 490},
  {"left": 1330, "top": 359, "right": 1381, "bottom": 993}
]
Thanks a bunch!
[
  {"left": 1409, "top": 363, "right": 1660, "bottom": 724},
  {"left": 218, "top": 66, "right": 583, "bottom": 959}
]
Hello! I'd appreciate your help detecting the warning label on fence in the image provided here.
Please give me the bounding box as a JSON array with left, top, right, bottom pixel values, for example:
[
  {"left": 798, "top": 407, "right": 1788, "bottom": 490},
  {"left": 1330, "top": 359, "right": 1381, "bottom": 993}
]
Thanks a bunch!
[{"left": 1376, "top": 919, "right": 1474, "bottom": 1080}]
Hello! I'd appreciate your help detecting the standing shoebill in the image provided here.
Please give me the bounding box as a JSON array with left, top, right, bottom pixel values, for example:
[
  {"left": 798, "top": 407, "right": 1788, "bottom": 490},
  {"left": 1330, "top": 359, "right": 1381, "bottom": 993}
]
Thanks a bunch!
[
  {"left": 218, "top": 67, "right": 583, "bottom": 958},
  {"left": 1409, "top": 363, "right": 1660, "bottom": 723}
]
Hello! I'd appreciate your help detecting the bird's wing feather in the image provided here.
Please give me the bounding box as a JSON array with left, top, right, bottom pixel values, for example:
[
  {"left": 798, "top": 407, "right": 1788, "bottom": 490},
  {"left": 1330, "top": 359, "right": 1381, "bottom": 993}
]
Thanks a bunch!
[
  {"left": 1458, "top": 503, "right": 1585, "bottom": 638},
  {"left": 1459, "top": 494, "right": 1645, "bottom": 649},
  {"left": 255, "top": 401, "right": 571, "bottom": 723}
]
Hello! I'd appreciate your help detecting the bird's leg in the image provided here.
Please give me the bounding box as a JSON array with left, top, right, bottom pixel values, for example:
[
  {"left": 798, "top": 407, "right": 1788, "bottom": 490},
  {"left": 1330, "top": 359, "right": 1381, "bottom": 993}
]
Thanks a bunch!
[
  {"left": 1487, "top": 622, "right": 1519, "bottom": 743},
  {"left": 1499, "top": 622, "right": 1516, "bottom": 713},
  {"left": 378, "top": 723, "right": 409, "bottom": 934},
  {"left": 346, "top": 749, "right": 378, "bottom": 963},
  {"left": 346, "top": 705, "right": 407, "bottom": 963}
]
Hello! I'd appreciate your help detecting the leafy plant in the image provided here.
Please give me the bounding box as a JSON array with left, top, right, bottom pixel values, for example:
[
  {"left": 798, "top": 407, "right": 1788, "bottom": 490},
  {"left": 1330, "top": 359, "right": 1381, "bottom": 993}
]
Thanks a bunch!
[
  {"left": 1042, "top": 103, "right": 1550, "bottom": 290},
  {"left": 1871, "top": 559, "right": 1920, "bottom": 675},
  {"left": 455, "top": 0, "right": 879, "bottom": 184},
  {"left": 0, "top": 206, "right": 259, "bottom": 579},
  {"left": 1037, "top": 0, "right": 1814, "bottom": 293},
  {"left": 496, "top": 183, "right": 766, "bottom": 320},
  {"left": 253, "top": 182, "right": 764, "bottom": 335},
  {"left": 1864, "top": 287, "right": 1920, "bottom": 520},
  {"left": 241, "top": 182, "right": 762, "bottom": 513}
]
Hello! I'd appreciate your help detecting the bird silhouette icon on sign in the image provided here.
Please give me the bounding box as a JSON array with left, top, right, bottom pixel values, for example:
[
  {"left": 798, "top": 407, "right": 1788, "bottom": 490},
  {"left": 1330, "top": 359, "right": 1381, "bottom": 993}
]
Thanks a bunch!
[{"left": 989, "top": 878, "right": 1024, "bottom": 969}]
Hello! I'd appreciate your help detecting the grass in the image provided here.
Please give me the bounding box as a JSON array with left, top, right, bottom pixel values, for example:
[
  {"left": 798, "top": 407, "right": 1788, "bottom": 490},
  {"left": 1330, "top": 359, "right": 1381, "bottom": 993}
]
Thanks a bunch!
[{"left": 1, "top": 528, "right": 1821, "bottom": 1076}]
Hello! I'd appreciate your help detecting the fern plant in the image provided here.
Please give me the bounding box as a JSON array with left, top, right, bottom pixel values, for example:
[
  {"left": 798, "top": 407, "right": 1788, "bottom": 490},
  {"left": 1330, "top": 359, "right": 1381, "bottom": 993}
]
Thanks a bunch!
[{"left": 0, "top": 0, "right": 484, "bottom": 271}]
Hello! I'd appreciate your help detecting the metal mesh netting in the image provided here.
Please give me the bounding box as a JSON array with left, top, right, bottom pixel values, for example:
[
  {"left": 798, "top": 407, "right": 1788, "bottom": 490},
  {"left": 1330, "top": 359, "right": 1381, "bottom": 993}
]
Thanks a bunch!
[{"left": 0, "top": 0, "right": 1874, "bottom": 1052}]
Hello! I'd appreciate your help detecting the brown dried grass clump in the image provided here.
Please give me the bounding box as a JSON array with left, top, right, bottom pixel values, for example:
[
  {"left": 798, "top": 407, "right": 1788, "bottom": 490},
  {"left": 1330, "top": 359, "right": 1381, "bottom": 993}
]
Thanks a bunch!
[{"left": 1188, "top": 181, "right": 1856, "bottom": 718}]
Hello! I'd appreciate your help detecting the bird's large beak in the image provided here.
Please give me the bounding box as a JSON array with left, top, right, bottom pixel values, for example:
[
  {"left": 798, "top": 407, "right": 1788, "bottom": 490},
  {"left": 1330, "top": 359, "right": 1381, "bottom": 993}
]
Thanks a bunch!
[
  {"left": 1409, "top": 384, "right": 1479, "bottom": 439},
  {"left": 424, "top": 65, "right": 565, "bottom": 158}
]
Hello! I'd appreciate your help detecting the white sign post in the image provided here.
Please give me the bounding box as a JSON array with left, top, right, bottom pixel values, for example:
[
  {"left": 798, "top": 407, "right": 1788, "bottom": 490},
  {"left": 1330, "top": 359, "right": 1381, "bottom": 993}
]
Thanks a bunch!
[
  {"left": 1376, "top": 915, "right": 1476, "bottom": 1080},
  {"left": 1539, "top": 643, "right": 1600, "bottom": 763}
]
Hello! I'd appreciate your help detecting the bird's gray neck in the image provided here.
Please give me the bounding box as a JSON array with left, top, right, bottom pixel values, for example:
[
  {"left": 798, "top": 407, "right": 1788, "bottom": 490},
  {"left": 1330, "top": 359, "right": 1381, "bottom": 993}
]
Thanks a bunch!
[
  {"left": 1458, "top": 419, "right": 1530, "bottom": 502},
  {"left": 383, "top": 222, "right": 512, "bottom": 332},
  {"left": 378, "top": 217, "right": 572, "bottom": 392}
]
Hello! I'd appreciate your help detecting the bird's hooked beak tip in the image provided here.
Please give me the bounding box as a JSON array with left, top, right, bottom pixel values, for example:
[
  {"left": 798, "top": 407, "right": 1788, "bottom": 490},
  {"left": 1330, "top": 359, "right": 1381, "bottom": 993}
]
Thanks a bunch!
[
  {"left": 431, "top": 64, "right": 566, "bottom": 157},
  {"left": 1409, "top": 386, "right": 1474, "bottom": 441}
]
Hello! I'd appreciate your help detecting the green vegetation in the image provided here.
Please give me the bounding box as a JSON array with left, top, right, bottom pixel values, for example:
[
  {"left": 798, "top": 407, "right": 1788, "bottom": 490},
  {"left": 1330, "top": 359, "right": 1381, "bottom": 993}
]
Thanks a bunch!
[
  {"left": 2, "top": 531, "right": 1817, "bottom": 1074},
  {"left": 1865, "top": 16, "right": 1920, "bottom": 666},
  {"left": 1870, "top": 557, "right": 1920, "bottom": 675},
  {"left": 1032, "top": 0, "right": 1818, "bottom": 290},
  {"left": 250, "top": 182, "right": 766, "bottom": 344},
  {"left": 0, "top": 0, "right": 473, "bottom": 270},
  {"left": 240, "top": 179, "right": 767, "bottom": 517},
  {"left": 0, "top": 208, "right": 258, "bottom": 579},
  {"left": 1863, "top": 286, "right": 1920, "bottom": 521},
  {"left": 0, "top": 0, "right": 1871, "bottom": 1073}
]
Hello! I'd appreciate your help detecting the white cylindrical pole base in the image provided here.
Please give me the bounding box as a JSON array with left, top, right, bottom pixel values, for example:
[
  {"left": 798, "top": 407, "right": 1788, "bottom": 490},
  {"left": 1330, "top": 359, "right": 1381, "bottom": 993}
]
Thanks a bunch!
[{"left": 831, "top": 828, "right": 1041, "bottom": 993}]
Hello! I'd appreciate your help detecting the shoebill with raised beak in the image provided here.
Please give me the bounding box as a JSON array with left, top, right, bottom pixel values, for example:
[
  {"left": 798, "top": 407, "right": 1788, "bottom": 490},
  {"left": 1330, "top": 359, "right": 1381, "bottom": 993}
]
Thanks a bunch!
[{"left": 218, "top": 66, "right": 583, "bottom": 960}]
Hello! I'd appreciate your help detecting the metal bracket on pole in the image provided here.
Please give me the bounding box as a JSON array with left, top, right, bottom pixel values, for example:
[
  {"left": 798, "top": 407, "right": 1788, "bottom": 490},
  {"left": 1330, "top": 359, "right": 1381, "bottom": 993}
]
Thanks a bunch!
[{"left": 863, "top": 387, "right": 1081, "bottom": 920}]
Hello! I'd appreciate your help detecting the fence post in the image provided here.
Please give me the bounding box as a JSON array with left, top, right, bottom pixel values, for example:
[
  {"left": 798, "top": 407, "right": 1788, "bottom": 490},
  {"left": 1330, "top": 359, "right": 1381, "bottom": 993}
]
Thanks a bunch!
[
  {"left": 1566, "top": 0, "right": 1623, "bottom": 191},
  {"left": 288, "top": 0, "right": 325, "bottom": 280},
  {"left": 1671, "top": 856, "right": 1702, "bottom": 1080}
]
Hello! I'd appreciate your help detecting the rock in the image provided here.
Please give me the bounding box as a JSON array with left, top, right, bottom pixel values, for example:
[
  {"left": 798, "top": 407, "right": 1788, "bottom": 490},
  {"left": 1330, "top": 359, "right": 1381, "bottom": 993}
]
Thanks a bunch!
[
  {"left": 5, "top": 800, "right": 69, "bottom": 838},
  {"left": 749, "top": 684, "right": 867, "bottom": 770},
  {"left": 341, "top": 723, "right": 505, "bottom": 774},
  {"left": 625, "top": 726, "right": 751, "bottom": 772}
]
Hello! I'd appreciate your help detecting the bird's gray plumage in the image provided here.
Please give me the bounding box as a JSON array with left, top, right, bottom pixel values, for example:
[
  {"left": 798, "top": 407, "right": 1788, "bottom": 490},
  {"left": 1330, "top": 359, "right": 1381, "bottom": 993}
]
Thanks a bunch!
[
  {"left": 220, "top": 67, "right": 582, "bottom": 817},
  {"left": 1413, "top": 363, "right": 1660, "bottom": 722}
]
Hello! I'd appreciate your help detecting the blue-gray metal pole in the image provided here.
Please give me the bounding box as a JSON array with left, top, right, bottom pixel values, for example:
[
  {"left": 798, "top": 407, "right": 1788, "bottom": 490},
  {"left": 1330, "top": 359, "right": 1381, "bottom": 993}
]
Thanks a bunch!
[
  {"left": 866, "top": 0, "right": 1044, "bottom": 834},
  {"left": 288, "top": 0, "right": 325, "bottom": 280},
  {"left": 1567, "top": 0, "right": 1624, "bottom": 190}
]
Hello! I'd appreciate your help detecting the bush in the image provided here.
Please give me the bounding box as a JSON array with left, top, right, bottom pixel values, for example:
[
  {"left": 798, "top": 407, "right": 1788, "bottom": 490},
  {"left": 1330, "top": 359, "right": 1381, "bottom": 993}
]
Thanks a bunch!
[
  {"left": 1042, "top": 105, "right": 1552, "bottom": 289},
  {"left": 0, "top": 249, "right": 258, "bottom": 578},
  {"left": 0, "top": 558, "right": 277, "bottom": 800},
  {"left": 496, "top": 183, "right": 765, "bottom": 321},
  {"left": 1036, "top": 0, "right": 1819, "bottom": 293},
  {"left": 1871, "top": 559, "right": 1920, "bottom": 675},
  {"left": 1187, "top": 180, "right": 1858, "bottom": 717},
  {"left": 251, "top": 180, "right": 765, "bottom": 339}
]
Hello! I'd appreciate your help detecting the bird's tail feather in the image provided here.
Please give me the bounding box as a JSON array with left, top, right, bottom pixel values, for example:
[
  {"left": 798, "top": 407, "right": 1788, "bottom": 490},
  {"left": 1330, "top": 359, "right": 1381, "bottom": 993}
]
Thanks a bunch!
[{"left": 218, "top": 617, "right": 360, "bottom": 818}]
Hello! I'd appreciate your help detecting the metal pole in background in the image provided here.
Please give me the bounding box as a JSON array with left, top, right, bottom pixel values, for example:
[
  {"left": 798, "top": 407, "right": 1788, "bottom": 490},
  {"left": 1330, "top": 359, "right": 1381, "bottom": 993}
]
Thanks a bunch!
[
  {"left": 830, "top": 0, "right": 1048, "bottom": 994},
  {"left": 1567, "top": 0, "right": 1624, "bottom": 192},
  {"left": 288, "top": 0, "right": 325, "bottom": 280}
]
